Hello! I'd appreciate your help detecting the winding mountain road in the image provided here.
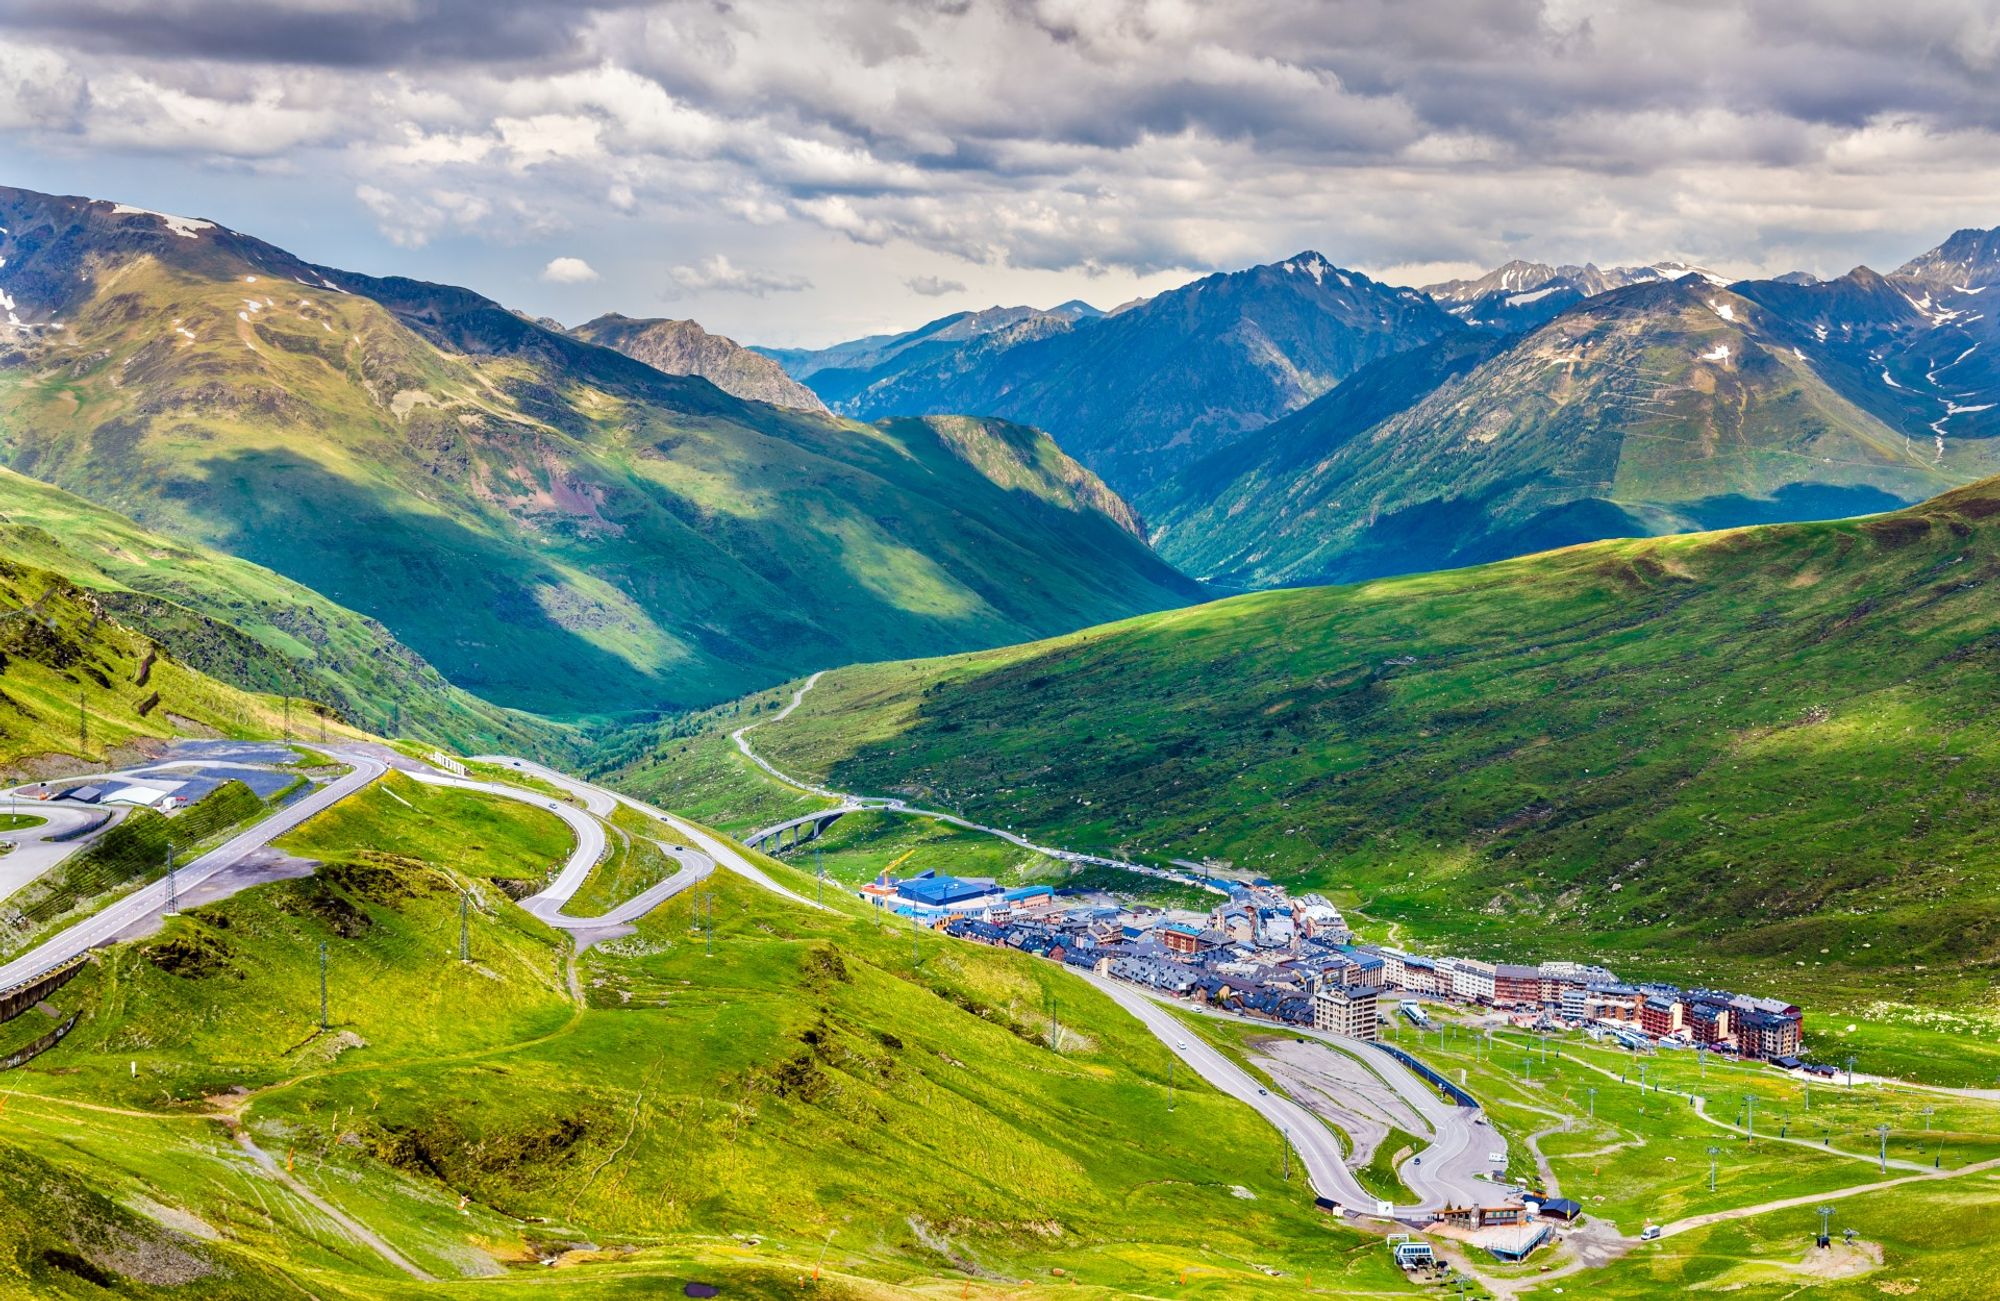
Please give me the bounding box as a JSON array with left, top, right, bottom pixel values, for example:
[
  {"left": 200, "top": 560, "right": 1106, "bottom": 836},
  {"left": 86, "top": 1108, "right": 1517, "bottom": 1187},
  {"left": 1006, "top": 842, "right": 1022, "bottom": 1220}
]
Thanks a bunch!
[
  {"left": 471, "top": 756, "right": 826, "bottom": 913},
  {"left": 730, "top": 673, "right": 1196, "bottom": 888}
]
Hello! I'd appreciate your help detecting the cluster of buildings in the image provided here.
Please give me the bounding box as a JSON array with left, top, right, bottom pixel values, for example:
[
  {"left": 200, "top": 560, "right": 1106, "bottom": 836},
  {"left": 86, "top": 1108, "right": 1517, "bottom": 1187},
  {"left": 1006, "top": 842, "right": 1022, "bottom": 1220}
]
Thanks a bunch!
[{"left": 879, "top": 867, "right": 1806, "bottom": 1063}]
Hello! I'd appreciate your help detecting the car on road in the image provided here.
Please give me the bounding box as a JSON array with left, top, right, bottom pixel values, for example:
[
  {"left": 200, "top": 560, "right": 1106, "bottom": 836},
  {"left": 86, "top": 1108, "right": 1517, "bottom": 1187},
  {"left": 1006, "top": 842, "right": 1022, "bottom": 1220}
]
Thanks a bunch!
[
  {"left": 1257, "top": 1087, "right": 1268, "bottom": 1096},
  {"left": 1641, "top": 1225, "right": 1662, "bottom": 1241}
]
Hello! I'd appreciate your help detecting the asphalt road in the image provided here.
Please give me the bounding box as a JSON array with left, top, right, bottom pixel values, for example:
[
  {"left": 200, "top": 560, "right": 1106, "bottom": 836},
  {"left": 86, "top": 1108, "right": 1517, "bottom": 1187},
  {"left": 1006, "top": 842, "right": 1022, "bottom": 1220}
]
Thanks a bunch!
[
  {"left": 733, "top": 676, "right": 1173, "bottom": 882},
  {"left": 474, "top": 756, "right": 828, "bottom": 912},
  {"left": 1191, "top": 1001, "right": 1515, "bottom": 1209},
  {"left": 0, "top": 802, "right": 124, "bottom": 903},
  {"left": 408, "top": 768, "right": 717, "bottom": 929},
  {"left": 0, "top": 752, "right": 387, "bottom": 990},
  {"left": 1083, "top": 971, "right": 1377, "bottom": 1209}
]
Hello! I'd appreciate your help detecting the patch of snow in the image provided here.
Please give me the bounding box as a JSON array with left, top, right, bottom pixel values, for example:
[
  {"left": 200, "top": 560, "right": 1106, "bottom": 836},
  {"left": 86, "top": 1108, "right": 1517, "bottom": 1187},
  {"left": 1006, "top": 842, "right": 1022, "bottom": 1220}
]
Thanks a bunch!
[
  {"left": 318, "top": 277, "right": 347, "bottom": 294},
  {"left": 1947, "top": 401, "right": 1996, "bottom": 415},
  {"left": 1953, "top": 283, "right": 1987, "bottom": 294},
  {"left": 1927, "top": 344, "right": 1978, "bottom": 385},
  {"left": 109, "top": 204, "right": 214, "bottom": 238},
  {"left": 1506, "top": 287, "right": 1559, "bottom": 306},
  {"left": 176, "top": 326, "right": 196, "bottom": 340},
  {"left": 1700, "top": 344, "right": 1731, "bottom": 362},
  {"left": 243, "top": 275, "right": 258, "bottom": 283},
  {"left": 241, "top": 299, "right": 262, "bottom": 313},
  {"left": 1813, "top": 324, "right": 1828, "bottom": 342},
  {"left": 1707, "top": 299, "right": 1737, "bottom": 322},
  {"left": 1882, "top": 369, "right": 1904, "bottom": 390},
  {"left": 1792, "top": 347, "right": 1807, "bottom": 360},
  {"left": 238, "top": 310, "right": 251, "bottom": 322}
]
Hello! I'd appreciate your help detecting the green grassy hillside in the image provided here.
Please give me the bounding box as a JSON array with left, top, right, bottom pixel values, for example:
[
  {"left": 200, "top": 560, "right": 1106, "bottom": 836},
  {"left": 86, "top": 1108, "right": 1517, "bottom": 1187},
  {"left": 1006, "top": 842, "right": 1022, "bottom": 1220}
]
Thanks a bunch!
[
  {"left": 0, "top": 543, "right": 323, "bottom": 775},
  {"left": 0, "top": 465, "right": 551, "bottom": 753},
  {"left": 707, "top": 476, "right": 2000, "bottom": 1023},
  {"left": 0, "top": 187, "right": 1197, "bottom": 721},
  {"left": 0, "top": 770, "right": 1410, "bottom": 1298}
]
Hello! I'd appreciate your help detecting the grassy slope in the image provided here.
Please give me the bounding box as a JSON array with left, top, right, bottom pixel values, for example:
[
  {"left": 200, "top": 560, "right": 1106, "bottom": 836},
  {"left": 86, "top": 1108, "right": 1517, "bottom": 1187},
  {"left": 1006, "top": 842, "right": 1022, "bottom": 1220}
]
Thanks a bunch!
[
  {"left": 716, "top": 478, "right": 2000, "bottom": 1040},
  {"left": 0, "top": 191, "right": 1197, "bottom": 720},
  {"left": 0, "top": 773, "right": 1413, "bottom": 1298},
  {"left": 0, "top": 463, "right": 554, "bottom": 753},
  {"left": 0, "top": 545, "right": 327, "bottom": 775}
]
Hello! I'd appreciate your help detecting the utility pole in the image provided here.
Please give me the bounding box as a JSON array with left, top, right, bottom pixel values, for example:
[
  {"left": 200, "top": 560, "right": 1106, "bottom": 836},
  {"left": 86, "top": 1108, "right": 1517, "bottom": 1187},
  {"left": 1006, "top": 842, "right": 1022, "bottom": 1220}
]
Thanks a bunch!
[
  {"left": 1707, "top": 1145, "right": 1720, "bottom": 1192},
  {"left": 459, "top": 891, "right": 471, "bottom": 962},
  {"left": 317, "top": 941, "right": 329, "bottom": 1030},
  {"left": 283, "top": 694, "right": 292, "bottom": 739},
  {"left": 1587, "top": 1086, "right": 1597, "bottom": 1119},
  {"left": 1844, "top": 1054, "right": 1857, "bottom": 1089},
  {"left": 1920, "top": 1107, "right": 1935, "bottom": 1133},
  {"left": 1282, "top": 1126, "right": 1291, "bottom": 1181},
  {"left": 1816, "top": 1205, "right": 1833, "bottom": 1246},
  {"left": 78, "top": 688, "right": 88, "bottom": 753},
  {"left": 1698, "top": 1045, "right": 1706, "bottom": 1079},
  {"left": 1745, "top": 1095, "right": 1756, "bottom": 1142},
  {"left": 705, "top": 892, "right": 714, "bottom": 958},
  {"left": 1875, "top": 1123, "right": 1891, "bottom": 1173},
  {"left": 163, "top": 848, "right": 178, "bottom": 917}
]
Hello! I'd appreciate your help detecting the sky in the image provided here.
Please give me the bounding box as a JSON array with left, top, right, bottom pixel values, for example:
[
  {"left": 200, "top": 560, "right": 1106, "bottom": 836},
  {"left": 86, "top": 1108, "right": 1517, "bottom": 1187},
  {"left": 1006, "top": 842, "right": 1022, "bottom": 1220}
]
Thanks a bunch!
[{"left": 4, "top": 0, "right": 1999, "bottom": 347}]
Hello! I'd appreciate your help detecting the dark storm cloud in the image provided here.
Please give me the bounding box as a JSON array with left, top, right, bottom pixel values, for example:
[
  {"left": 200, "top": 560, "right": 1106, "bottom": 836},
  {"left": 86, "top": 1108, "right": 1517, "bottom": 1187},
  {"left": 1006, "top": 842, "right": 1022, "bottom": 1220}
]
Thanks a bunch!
[{"left": 0, "top": 0, "right": 639, "bottom": 67}]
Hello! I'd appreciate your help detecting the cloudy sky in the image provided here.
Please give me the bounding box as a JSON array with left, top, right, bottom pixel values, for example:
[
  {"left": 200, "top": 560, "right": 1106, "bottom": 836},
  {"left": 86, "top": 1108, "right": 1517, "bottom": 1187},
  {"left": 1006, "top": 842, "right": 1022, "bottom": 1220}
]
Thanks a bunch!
[{"left": 5, "top": 0, "right": 1999, "bottom": 346}]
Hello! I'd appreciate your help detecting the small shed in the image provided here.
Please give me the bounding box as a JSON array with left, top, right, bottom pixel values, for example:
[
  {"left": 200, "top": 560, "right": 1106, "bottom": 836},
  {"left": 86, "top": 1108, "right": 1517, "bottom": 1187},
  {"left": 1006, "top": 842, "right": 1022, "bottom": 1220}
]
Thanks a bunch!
[{"left": 1537, "top": 1197, "right": 1583, "bottom": 1222}]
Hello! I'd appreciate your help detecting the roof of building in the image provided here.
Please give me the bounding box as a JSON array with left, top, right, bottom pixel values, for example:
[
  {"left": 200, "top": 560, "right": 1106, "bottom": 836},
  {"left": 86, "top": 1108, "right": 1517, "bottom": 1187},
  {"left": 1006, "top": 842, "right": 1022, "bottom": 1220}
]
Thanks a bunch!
[{"left": 896, "top": 875, "right": 1001, "bottom": 906}]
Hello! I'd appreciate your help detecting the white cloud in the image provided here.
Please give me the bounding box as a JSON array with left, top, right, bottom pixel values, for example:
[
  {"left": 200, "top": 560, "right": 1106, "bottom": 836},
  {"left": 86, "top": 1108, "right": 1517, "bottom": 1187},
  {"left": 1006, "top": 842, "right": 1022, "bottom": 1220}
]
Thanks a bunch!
[
  {"left": 6, "top": 1, "right": 2000, "bottom": 335},
  {"left": 541, "top": 255, "right": 600, "bottom": 283},
  {"left": 906, "top": 274, "right": 966, "bottom": 297},
  {"left": 356, "top": 184, "right": 491, "bottom": 248},
  {"left": 665, "top": 254, "right": 811, "bottom": 297}
]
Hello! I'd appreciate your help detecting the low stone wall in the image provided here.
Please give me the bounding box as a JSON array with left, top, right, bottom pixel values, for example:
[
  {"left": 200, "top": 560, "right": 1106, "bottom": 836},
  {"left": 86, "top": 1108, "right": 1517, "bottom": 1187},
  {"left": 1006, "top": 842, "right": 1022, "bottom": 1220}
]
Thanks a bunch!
[
  {"left": 0, "top": 1010, "right": 80, "bottom": 1071},
  {"left": 0, "top": 955, "right": 86, "bottom": 1024}
]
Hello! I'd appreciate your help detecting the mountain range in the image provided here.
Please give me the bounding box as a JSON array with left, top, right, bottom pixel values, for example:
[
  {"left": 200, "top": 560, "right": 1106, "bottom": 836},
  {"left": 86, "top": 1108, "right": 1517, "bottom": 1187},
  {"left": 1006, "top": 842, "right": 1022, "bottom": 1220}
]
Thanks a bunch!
[
  {"left": 0, "top": 186, "right": 1197, "bottom": 721},
  {"left": 762, "top": 229, "right": 2000, "bottom": 590},
  {"left": 771, "top": 254, "right": 1462, "bottom": 496}
]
